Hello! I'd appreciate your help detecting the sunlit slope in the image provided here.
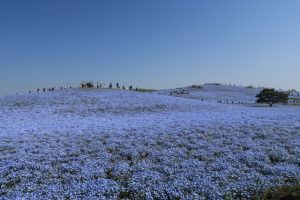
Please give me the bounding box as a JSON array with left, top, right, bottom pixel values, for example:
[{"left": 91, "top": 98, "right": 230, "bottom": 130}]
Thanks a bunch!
[
  {"left": 0, "top": 89, "right": 299, "bottom": 199},
  {"left": 161, "top": 85, "right": 263, "bottom": 103}
]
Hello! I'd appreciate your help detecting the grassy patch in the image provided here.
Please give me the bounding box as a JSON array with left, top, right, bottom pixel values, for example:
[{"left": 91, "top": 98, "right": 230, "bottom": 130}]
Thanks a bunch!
[
  {"left": 135, "top": 88, "right": 158, "bottom": 93},
  {"left": 0, "top": 146, "right": 16, "bottom": 154},
  {"left": 289, "top": 104, "right": 300, "bottom": 106},
  {"left": 263, "top": 185, "right": 300, "bottom": 200},
  {"left": 3, "top": 177, "right": 21, "bottom": 189}
]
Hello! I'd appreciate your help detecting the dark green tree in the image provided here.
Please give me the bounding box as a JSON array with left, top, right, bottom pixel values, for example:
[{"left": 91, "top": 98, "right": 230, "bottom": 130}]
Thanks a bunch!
[
  {"left": 256, "top": 88, "right": 288, "bottom": 107},
  {"left": 86, "top": 82, "right": 94, "bottom": 88}
]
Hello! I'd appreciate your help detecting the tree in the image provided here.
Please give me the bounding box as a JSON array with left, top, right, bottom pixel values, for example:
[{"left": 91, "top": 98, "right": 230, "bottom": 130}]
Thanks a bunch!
[
  {"left": 256, "top": 88, "right": 288, "bottom": 107},
  {"left": 86, "top": 82, "right": 94, "bottom": 88}
]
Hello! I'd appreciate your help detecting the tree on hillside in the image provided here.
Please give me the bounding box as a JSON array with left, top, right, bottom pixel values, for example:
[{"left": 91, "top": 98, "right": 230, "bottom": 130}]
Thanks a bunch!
[
  {"left": 86, "top": 82, "right": 94, "bottom": 88},
  {"left": 256, "top": 88, "right": 288, "bottom": 107}
]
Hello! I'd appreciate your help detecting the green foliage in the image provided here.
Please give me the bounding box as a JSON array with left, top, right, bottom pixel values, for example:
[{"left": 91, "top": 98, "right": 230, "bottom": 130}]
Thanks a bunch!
[
  {"left": 189, "top": 85, "right": 203, "bottom": 89},
  {"left": 135, "top": 88, "right": 157, "bottom": 93},
  {"left": 80, "top": 82, "right": 94, "bottom": 88},
  {"left": 256, "top": 88, "right": 288, "bottom": 107},
  {"left": 263, "top": 185, "right": 300, "bottom": 200},
  {"left": 86, "top": 82, "right": 94, "bottom": 88}
]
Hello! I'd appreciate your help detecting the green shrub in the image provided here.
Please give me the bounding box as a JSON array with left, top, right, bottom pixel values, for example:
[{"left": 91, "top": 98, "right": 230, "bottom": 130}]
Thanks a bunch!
[{"left": 263, "top": 185, "right": 300, "bottom": 200}]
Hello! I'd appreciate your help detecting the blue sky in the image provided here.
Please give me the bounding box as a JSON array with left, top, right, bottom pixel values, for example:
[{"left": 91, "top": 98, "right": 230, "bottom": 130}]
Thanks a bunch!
[{"left": 0, "top": 0, "right": 299, "bottom": 95}]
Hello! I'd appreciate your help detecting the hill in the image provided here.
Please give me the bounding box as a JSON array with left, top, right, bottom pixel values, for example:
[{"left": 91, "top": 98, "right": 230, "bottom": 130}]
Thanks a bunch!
[
  {"left": 160, "top": 84, "right": 263, "bottom": 104},
  {"left": 0, "top": 88, "right": 299, "bottom": 199}
]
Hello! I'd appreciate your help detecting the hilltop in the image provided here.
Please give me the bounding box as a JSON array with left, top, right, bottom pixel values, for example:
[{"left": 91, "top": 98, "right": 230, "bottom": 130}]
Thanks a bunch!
[
  {"left": 160, "top": 84, "right": 300, "bottom": 106},
  {"left": 160, "top": 84, "right": 262, "bottom": 104}
]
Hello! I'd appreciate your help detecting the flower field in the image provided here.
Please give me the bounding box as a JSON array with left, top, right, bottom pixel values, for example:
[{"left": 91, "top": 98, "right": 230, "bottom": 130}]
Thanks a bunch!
[{"left": 0, "top": 89, "right": 299, "bottom": 199}]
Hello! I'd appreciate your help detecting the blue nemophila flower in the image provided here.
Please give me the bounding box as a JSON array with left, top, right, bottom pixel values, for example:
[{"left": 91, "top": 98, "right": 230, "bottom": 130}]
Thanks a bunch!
[{"left": 0, "top": 89, "right": 299, "bottom": 199}]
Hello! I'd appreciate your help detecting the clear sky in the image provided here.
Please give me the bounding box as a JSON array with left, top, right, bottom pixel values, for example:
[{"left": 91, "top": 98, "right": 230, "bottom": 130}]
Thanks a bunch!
[{"left": 0, "top": 0, "right": 299, "bottom": 95}]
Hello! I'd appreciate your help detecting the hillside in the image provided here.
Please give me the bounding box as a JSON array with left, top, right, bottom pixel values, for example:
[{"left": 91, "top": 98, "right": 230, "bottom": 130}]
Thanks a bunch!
[
  {"left": 0, "top": 88, "right": 299, "bottom": 199},
  {"left": 160, "top": 85, "right": 263, "bottom": 104}
]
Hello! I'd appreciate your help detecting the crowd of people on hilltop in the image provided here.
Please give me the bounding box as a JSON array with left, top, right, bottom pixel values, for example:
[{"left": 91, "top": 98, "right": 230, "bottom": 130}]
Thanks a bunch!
[
  {"left": 80, "top": 81, "right": 137, "bottom": 91},
  {"left": 32, "top": 86, "right": 71, "bottom": 93},
  {"left": 217, "top": 99, "right": 249, "bottom": 105},
  {"left": 23, "top": 81, "right": 141, "bottom": 94}
]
